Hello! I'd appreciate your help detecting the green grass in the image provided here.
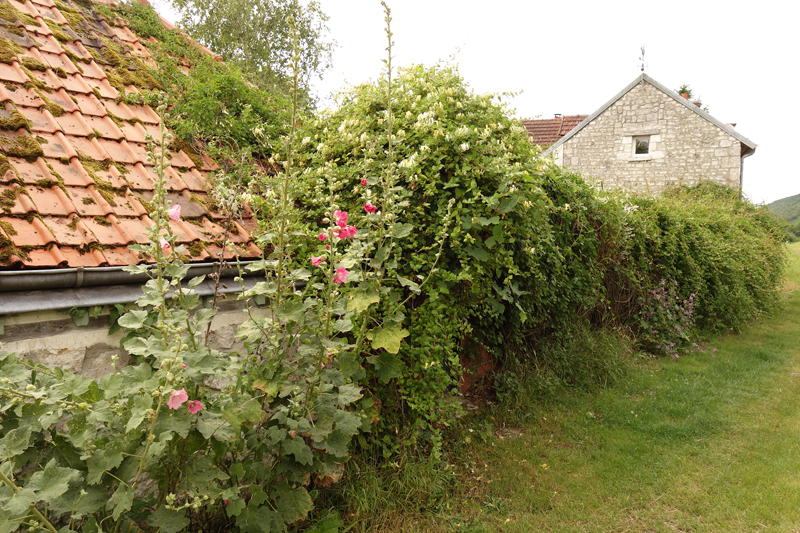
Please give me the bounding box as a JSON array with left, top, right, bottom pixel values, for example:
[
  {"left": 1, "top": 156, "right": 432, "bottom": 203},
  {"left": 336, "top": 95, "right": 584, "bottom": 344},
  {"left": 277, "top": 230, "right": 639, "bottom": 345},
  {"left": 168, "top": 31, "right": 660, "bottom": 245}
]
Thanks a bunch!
[{"left": 327, "top": 243, "right": 800, "bottom": 532}]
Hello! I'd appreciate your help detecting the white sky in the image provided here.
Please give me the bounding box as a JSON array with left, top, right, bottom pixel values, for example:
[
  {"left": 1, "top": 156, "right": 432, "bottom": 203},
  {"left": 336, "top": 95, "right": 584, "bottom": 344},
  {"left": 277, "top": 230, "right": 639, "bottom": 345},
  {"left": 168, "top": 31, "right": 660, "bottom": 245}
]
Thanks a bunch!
[{"left": 151, "top": 0, "right": 799, "bottom": 204}]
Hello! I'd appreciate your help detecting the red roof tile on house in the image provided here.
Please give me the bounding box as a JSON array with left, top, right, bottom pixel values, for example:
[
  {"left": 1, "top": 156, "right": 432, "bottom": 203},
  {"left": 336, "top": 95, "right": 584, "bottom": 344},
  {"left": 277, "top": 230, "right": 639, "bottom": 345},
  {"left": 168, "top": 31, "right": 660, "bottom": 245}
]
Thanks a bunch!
[
  {"left": 0, "top": 0, "right": 261, "bottom": 269},
  {"left": 521, "top": 114, "right": 588, "bottom": 147}
]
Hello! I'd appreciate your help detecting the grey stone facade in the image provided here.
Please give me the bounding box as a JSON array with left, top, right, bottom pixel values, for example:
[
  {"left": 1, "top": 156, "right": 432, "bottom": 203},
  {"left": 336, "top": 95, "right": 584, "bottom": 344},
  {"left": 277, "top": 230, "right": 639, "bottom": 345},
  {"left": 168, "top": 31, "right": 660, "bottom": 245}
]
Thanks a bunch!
[{"left": 548, "top": 74, "right": 756, "bottom": 195}]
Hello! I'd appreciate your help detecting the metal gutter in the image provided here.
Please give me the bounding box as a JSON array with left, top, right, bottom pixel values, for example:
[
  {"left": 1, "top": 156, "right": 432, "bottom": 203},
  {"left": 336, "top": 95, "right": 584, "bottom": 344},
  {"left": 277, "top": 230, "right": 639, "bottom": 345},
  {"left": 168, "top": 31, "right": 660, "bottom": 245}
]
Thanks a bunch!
[
  {"left": 0, "top": 261, "right": 260, "bottom": 293},
  {"left": 0, "top": 261, "right": 264, "bottom": 315}
]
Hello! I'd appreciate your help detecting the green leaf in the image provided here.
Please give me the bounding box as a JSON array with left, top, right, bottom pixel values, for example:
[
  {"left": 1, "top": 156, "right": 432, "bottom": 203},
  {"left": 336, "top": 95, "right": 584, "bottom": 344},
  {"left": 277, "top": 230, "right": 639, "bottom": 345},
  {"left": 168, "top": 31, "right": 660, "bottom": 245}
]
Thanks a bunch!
[
  {"left": 368, "top": 325, "right": 409, "bottom": 354},
  {"left": 476, "top": 216, "right": 500, "bottom": 226},
  {"left": 497, "top": 195, "right": 520, "bottom": 213},
  {"left": 273, "top": 483, "right": 314, "bottom": 525},
  {"left": 336, "top": 384, "right": 362, "bottom": 407},
  {"left": 392, "top": 223, "right": 413, "bottom": 238},
  {"left": 188, "top": 274, "right": 206, "bottom": 288},
  {"left": 146, "top": 506, "right": 190, "bottom": 533},
  {"left": 86, "top": 441, "right": 125, "bottom": 484},
  {"left": 276, "top": 301, "right": 305, "bottom": 323},
  {"left": 366, "top": 352, "right": 403, "bottom": 384},
  {"left": 346, "top": 285, "right": 380, "bottom": 313},
  {"left": 117, "top": 309, "right": 149, "bottom": 329},
  {"left": 282, "top": 437, "right": 313, "bottom": 465},
  {"left": 108, "top": 484, "right": 135, "bottom": 521},
  {"left": 126, "top": 394, "right": 153, "bottom": 433},
  {"left": 464, "top": 246, "right": 489, "bottom": 261},
  {"left": 396, "top": 274, "right": 420, "bottom": 291},
  {"left": 332, "top": 317, "right": 353, "bottom": 332},
  {"left": 28, "top": 459, "right": 82, "bottom": 503},
  {"left": 0, "top": 427, "right": 31, "bottom": 459}
]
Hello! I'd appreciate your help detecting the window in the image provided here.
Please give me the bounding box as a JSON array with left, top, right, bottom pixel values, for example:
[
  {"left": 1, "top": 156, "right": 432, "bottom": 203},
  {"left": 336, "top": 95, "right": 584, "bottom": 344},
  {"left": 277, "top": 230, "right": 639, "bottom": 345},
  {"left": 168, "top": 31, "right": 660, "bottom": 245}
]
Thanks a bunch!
[{"left": 634, "top": 135, "right": 650, "bottom": 155}]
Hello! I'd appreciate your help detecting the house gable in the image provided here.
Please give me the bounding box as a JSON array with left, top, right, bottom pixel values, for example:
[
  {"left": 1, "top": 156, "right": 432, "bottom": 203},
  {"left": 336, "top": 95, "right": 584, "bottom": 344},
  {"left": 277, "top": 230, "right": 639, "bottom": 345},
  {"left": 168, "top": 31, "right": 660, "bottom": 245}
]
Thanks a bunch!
[{"left": 545, "top": 74, "right": 756, "bottom": 194}]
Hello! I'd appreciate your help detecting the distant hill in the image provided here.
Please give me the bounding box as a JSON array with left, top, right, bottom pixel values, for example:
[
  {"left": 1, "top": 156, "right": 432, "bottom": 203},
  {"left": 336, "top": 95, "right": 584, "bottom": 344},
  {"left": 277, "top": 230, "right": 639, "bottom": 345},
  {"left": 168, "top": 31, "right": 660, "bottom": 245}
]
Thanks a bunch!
[{"left": 767, "top": 193, "right": 800, "bottom": 223}]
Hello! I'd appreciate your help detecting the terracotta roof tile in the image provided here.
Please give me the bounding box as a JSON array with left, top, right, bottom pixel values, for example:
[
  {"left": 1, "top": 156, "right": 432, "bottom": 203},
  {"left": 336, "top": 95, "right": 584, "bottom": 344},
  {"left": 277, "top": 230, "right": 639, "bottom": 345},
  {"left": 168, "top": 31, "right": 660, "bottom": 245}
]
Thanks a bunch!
[
  {"left": 521, "top": 115, "right": 589, "bottom": 147},
  {"left": 0, "top": 0, "right": 261, "bottom": 270}
]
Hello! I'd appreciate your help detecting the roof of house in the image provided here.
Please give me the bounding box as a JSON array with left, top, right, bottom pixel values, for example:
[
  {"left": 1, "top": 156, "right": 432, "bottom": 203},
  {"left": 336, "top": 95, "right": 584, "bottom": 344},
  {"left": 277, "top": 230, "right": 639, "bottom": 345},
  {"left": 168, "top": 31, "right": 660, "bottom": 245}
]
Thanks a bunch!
[
  {"left": 0, "top": 0, "right": 261, "bottom": 271},
  {"left": 544, "top": 73, "right": 757, "bottom": 157},
  {"left": 521, "top": 114, "right": 588, "bottom": 147}
]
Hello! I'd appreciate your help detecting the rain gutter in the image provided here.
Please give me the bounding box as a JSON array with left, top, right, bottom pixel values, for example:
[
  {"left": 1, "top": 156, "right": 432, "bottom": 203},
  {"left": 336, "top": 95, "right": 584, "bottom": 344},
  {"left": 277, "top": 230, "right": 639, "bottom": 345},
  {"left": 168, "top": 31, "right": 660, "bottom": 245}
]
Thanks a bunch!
[{"left": 0, "top": 261, "right": 264, "bottom": 315}]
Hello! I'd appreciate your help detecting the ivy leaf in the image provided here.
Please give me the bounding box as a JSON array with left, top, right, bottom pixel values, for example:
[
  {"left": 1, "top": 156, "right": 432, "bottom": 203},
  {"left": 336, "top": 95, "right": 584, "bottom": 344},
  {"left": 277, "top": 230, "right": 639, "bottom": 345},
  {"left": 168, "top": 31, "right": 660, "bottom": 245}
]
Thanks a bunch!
[
  {"left": 117, "top": 309, "right": 149, "bottom": 330},
  {"left": 367, "top": 325, "right": 409, "bottom": 354},
  {"left": 464, "top": 246, "right": 489, "bottom": 261},
  {"left": 146, "top": 506, "right": 190, "bottom": 533},
  {"left": 366, "top": 352, "right": 403, "bottom": 384},
  {"left": 346, "top": 285, "right": 380, "bottom": 313},
  {"left": 272, "top": 483, "right": 314, "bottom": 525}
]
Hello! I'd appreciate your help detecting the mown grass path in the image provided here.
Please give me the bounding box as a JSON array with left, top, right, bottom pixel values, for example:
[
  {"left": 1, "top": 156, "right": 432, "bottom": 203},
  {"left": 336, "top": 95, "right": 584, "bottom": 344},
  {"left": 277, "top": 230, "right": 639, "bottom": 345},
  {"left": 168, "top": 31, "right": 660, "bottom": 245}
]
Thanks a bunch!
[{"left": 459, "top": 243, "right": 800, "bottom": 532}]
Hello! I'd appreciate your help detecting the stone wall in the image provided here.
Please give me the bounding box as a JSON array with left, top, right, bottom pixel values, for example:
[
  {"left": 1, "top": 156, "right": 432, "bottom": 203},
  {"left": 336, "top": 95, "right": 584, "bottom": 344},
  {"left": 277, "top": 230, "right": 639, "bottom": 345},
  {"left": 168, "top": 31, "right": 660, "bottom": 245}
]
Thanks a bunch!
[
  {"left": 1, "top": 301, "right": 270, "bottom": 379},
  {"left": 554, "top": 81, "right": 743, "bottom": 194}
]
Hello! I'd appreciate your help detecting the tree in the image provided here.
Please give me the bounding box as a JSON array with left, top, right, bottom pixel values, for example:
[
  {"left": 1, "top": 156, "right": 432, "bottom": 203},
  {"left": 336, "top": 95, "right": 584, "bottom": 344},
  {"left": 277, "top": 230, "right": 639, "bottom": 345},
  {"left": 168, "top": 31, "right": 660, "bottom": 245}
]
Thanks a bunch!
[{"left": 167, "top": 0, "right": 333, "bottom": 95}]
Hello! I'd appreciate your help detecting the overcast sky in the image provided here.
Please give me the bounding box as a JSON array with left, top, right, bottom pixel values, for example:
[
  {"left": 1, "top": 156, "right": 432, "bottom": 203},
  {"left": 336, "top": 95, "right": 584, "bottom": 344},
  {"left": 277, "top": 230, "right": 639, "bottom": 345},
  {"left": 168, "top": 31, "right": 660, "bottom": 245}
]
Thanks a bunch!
[{"left": 151, "top": 0, "right": 798, "bottom": 204}]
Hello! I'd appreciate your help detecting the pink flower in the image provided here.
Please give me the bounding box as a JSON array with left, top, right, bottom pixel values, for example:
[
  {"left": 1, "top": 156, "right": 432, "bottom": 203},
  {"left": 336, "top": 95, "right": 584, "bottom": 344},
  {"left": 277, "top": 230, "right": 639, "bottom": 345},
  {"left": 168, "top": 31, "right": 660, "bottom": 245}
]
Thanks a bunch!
[
  {"left": 334, "top": 267, "right": 349, "bottom": 284},
  {"left": 168, "top": 204, "right": 181, "bottom": 221},
  {"left": 360, "top": 179, "right": 367, "bottom": 186},
  {"left": 333, "top": 210, "right": 348, "bottom": 228},
  {"left": 187, "top": 400, "right": 203, "bottom": 414},
  {"left": 160, "top": 238, "right": 171, "bottom": 253},
  {"left": 364, "top": 202, "right": 376, "bottom": 214},
  {"left": 318, "top": 233, "right": 327, "bottom": 242},
  {"left": 325, "top": 244, "right": 330, "bottom": 250},
  {"left": 337, "top": 225, "right": 357, "bottom": 239},
  {"left": 311, "top": 256, "right": 324, "bottom": 267},
  {"left": 167, "top": 389, "right": 188, "bottom": 410}
]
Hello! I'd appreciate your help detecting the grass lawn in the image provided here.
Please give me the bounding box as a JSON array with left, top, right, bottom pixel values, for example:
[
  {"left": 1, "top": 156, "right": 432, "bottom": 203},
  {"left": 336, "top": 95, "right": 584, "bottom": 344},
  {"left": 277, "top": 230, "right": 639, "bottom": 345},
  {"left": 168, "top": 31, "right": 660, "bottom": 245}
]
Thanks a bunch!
[{"left": 442, "top": 242, "right": 800, "bottom": 532}]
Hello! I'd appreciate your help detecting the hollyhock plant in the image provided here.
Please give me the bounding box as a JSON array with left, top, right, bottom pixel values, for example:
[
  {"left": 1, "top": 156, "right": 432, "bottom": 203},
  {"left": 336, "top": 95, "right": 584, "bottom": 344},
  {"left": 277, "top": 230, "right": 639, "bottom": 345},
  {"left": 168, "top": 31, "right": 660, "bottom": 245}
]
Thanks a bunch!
[
  {"left": 168, "top": 204, "right": 181, "bottom": 221},
  {"left": 167, "top": 389, "right": 188, "bottom": 410},
  {"left": 187, "top": 400, "right": 203, "bottom": 414},
  {"left": 311, "top": 256, "right": 324, "bottom": 267},
  {"left": 364, "top": 202, "right": 376, "bottom": 213},
  {"left": 337, "top": 226, "right": 357, "bottom": 239},
  {"left": 360, "top": 179, "right": 367, "bottom": 186},
  {"left": 160, "top": 238, "right": 171, "bottom": 253},
  {"left": 334, "top": 267, "right": 349, "bottom": 284},
  {"left": 318, "top": 233, "right": 327, "bottom": 241}
]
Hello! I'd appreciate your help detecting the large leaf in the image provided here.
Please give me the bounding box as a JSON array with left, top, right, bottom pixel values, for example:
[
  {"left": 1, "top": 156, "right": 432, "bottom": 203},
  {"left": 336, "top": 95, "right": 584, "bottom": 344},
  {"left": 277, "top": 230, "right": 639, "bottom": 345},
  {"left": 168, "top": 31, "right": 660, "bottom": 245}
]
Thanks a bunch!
[
  {"left": 146, "top": 506, "right": 190, "bottom": 533},
  {"left": 27, "top": 460, "right": 82, "bottom": 502},
  {"left": 368, "top": 325, "right": 409, "bottom": 354},
  {"left": 273, "top": 483, "right": 314, "bottom": 525},
  {"left": 346, "top": 285, "right": 380, "bottom": 313},
  {"left": 464, "top": 246, "right": 489, "bottom": 261},
  {"left": 117, "top": 309, "right": 149, "bottom": 329},
  {"left": 282, "top": 437, "right": 313, "bottom": 465},
  {"left": 366, "top": 352, "right": 403, "bottom": 384}
]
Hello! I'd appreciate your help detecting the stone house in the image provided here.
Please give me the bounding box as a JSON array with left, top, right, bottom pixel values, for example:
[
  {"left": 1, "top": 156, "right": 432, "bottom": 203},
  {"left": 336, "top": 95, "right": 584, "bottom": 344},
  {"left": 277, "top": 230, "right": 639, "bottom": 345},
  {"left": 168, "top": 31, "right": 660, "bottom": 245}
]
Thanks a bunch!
[
  {"left": 523, "top": 73, "right": 757, "bottom": 194},
  {"left": 0, "top": 0, "right": 266, "bottom": 377}
]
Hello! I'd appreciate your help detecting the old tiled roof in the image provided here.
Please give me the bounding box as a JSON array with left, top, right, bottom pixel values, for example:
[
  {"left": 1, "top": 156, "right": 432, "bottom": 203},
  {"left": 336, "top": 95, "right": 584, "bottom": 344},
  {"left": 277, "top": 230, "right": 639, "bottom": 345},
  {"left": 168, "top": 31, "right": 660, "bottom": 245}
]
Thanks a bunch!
[
  {"left": 521, "top": 115, "right": 588, "bottom": 147},
  {"left": 0, "top": 0, "right": 260, "bottom": 269}
]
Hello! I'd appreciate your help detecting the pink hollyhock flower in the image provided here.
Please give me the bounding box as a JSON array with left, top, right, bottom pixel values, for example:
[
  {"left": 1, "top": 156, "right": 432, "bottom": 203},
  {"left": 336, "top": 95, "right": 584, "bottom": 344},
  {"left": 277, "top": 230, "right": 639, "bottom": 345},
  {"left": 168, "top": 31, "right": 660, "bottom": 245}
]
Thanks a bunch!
[
  {"left": 168, "top": 204, "right": 181, "bottom": 221},
  {"left": 325, "top": 244, "right": 330, "bottom": 250},
  {"left": 160, "top": 238, "right": 171, "bottom": 253},
  {"left": 167, "top": 389, "right": 188, "bottom": 410},
  {"left": 334, "top": 267, "right": 349, "bottom": 284},
  {"left": 318, "top": 233, "right": 327, "bottom": 241},
  {"left": 337, "top": 225, "right": 357, "bottom": 239},
  {"left": 311, "top": 256, "right": 324, "bottom": 266},
  {"left": 333, "top": 210, "right": 348, "bottom": 228},
  {"left": 187, "top": 400, "right": 203, "bottom": 414},
  {"left": 364, "top": 202, "right": 376, "bottom": 213},
  {"left": 360, "top": 179, "right": 367, "bottom": 186}
]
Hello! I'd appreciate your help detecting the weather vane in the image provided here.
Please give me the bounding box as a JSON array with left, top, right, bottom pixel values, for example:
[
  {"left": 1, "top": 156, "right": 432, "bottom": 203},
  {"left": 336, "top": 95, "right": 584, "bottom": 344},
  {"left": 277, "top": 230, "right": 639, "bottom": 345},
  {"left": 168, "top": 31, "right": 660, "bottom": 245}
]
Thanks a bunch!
[{"left": 639, "top": 46, "right": 646, "bottom": 72}]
